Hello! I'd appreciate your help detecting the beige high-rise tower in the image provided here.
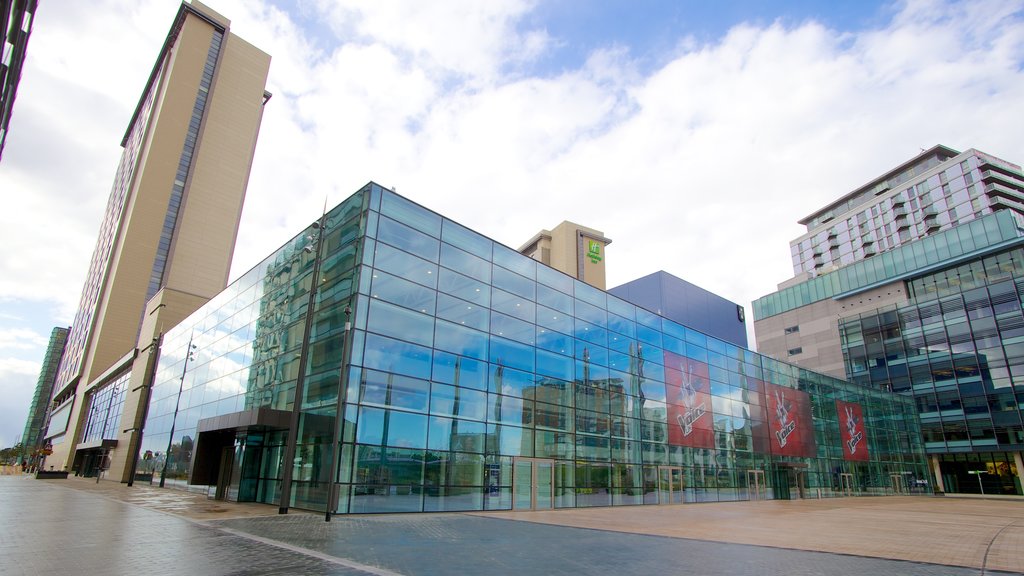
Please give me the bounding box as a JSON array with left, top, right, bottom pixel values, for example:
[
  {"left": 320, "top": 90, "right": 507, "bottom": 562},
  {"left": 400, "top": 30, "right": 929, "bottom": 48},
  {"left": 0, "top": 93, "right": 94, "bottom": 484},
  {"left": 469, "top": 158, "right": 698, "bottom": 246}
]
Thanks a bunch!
[
  {"left": 42, "top": 1, "right": 271, "bottom": 481},
  {"left": 518, "top": 221, "right": 612, "bottom": 290}
]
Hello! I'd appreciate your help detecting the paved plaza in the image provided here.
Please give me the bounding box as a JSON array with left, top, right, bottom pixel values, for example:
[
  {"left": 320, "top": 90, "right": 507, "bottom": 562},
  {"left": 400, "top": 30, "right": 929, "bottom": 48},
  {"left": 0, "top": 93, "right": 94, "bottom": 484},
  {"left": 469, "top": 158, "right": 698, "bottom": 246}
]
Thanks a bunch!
[{"left": 0, "top": 475, "right": 1021, "bottom": 575}]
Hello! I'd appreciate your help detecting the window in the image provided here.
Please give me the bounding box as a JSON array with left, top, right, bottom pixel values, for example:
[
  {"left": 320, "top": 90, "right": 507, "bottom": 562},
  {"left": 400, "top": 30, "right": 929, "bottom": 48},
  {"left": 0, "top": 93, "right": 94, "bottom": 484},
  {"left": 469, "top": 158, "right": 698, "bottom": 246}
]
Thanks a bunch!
[
  {"left": 787, "top": 347, "right": 803, "bottom": 356},
  {"left": 784, "top": 325, "right": 800, "bottom": 334}
]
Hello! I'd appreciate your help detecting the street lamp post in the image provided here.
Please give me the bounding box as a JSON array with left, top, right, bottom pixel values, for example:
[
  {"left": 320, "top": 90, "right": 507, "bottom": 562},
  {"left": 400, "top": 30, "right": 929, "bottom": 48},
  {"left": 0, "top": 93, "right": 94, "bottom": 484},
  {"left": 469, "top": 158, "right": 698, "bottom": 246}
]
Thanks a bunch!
[
  {"left": 325, "top": 306, "right": 352, "bottom": 522},
  {"left": 160, "top": 334, "right": 196, "bottom": 488},
  {"left": 279, "top": 215, "right": 329, "bottom": 514}
]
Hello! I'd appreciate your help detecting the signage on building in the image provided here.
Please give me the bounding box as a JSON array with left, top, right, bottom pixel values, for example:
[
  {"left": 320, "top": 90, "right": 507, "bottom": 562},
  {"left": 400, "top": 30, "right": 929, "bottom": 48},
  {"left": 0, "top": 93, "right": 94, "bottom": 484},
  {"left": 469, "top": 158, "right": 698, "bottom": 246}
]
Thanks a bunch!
[
  {"left": 664, "top": 351, "right": 715, "bottom": 449},
  {"left": 836, "top": 400, "right": 869, "bottom": 461},
  {"left": 765, "top": 382, "right": 816, "bottom": 458},
  {"left": 587, "top": 240, "right": 602, "bottom": 263}
]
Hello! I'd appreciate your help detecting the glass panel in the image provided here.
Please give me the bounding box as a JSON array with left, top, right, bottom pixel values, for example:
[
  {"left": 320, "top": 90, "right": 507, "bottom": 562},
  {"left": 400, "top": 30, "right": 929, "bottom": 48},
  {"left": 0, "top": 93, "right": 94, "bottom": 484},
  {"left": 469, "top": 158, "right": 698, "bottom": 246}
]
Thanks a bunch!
[
  {"left": 514, "top": 460, "right": 533, "bottom": 510},
  {"left": 537, "top": 461, "right": 554, "bottom": 509}
]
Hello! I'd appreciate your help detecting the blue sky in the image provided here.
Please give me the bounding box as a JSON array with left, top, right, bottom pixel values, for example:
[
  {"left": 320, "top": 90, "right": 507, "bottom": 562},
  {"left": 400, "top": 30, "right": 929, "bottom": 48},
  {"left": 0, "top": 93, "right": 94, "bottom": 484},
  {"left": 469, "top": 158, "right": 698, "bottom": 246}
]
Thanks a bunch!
[{"left": 0, "top": 0, "right": 1022, "bottom": 449}]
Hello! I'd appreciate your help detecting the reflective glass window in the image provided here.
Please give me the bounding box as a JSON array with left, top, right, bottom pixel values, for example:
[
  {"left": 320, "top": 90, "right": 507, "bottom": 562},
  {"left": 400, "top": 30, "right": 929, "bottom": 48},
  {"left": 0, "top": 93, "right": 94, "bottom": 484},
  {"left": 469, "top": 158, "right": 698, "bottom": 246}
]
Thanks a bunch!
[
  {"left": 377, "top": 215, "right": 440, "bottom": 261},
  {"left": 490, "top": 312, "right": 535, "bottom": 345},
  {"left": 489, "top": 336, "right": 535, "bottom": 373},
  {"left": 537, "top": 264, "right": 573, "bottom": 294},
  {"left": 492, "top": 266, "right": 535, "bottom": 300},
  {"left": 492, "top": 244, "right": 536, "bottom": 279},
  {"left": 536, "top": 328, "right": 572, "bottom": 356},
  {"left": 536, "top": 304, "right": 574, "bottom": 334},
  {"left": 362, "top": 334, "right": 433, "bottom": 380},
  {"left": 380, "top": 191, "right": 441, "bottom": 237},
  {"left": 373, "top": 243, "right": 437, "bottom": 288},
  {"left": 432, "top": 351, "right": 487, "bottom": 390},
  {"left": 438, "top": 268, "right": 489, "bottom": 307},
  {"left": 491, "top": 288, "right": 535, "bottom": 322},
  {"left": 367, "top": 299, "right": 434, "bottom": 347},
  {"left": 369, "top": 269, "right": 436, "bottom": 314},
  {"left": 440, "top": 219, "right": 492, "bottom": 260},
  {"left": 440, "top": 243, "right": 491, "bottom": 282},
  {"left": 435, "top": 293, "right": 488, "bottom": 331},
  {"left": 537, "top": 283, "right": 573, "bottom": 315},
  {"left": 434, "top": 319, "right": 488, "bottom": 360}
]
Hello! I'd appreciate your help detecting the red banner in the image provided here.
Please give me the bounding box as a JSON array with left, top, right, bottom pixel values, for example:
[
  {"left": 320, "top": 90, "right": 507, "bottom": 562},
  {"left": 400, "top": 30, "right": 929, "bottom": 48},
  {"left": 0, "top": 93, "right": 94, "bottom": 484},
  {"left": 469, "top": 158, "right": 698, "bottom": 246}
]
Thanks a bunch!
[
  {"left": 664, "top": 351, "right": 715, "bottom": 449},
  {"left": 744, "top": 378, "right": 772, "bottom": 454},
  {"left": 765, "top": 382, "right": 816, "bottom": 458},
  {"left": 836, "top": 400, "right": 869, "bottom": 461}
]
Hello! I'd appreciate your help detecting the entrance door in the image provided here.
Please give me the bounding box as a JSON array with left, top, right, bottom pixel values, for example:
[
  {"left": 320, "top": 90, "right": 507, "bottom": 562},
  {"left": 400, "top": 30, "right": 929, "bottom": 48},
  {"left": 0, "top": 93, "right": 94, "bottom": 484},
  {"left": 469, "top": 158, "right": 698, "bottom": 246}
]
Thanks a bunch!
[
  {"left": 839, "top": 472, "right": 854, "bottom": 496},
  {"left": 890, "top": 474, "right": 904, "bottom": 494},
  {"left": 746, "top": 469, "right": 766, "bottom": 500},
  {"left": 513, "top": 458, "right": 554, "bottom": 510},
  {"left": 215, "top": 445, "right": 234, "bottom": 501},
  {"left": 657, "top": 466, "right": 684, "bottom": 504}
]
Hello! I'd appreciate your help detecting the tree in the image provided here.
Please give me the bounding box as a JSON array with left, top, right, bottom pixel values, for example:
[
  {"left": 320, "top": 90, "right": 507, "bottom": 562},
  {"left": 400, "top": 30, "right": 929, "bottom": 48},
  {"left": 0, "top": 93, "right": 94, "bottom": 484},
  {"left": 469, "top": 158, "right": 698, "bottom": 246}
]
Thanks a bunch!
[{"left": 0, "top": 443, "right": 25, "bottom": 465}]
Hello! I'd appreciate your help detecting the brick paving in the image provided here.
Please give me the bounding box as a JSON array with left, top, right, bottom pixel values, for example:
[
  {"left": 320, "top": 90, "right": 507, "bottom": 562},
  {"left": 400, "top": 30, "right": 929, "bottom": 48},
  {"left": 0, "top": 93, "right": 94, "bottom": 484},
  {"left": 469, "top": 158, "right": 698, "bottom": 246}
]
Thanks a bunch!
[{"left": 3, "top": 475, "right": 1022, "bottom": 575}]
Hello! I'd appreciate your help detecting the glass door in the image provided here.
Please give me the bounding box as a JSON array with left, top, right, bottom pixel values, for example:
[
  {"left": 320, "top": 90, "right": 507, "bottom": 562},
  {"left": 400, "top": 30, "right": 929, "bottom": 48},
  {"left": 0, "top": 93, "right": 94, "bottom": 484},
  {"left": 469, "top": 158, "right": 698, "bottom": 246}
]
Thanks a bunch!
[
  {"left": 890, "top": 473, "right": 904, "bottom": 494},
  {"left": 840, "top": 472, "right": 854, "bottom": 496},
  {"left": 746, "top": 469, "right": 766, "bottom": 500},
  {"left": 513, "top": 458, "right": 554, "bottom": 510},
  {"left": 657, "top": 466, "right": 684, "bottom": 504}
]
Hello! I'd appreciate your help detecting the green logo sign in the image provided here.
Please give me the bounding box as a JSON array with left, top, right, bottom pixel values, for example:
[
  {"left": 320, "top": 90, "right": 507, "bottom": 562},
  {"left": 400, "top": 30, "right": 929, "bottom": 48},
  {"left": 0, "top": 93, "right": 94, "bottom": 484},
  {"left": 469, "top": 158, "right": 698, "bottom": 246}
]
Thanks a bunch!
[{"left": 587, "top": 240, "right": 602, "bottom": 263}]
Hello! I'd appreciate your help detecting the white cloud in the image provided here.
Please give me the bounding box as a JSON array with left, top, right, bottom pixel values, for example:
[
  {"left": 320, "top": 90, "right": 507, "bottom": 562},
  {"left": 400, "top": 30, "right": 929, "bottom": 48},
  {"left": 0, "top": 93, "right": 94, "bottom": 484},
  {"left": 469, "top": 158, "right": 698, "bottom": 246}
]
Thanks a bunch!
[
  {"left": 0, "top": 329, "right": 48, "bottom": 351},
  {"left": 2, "top": 0, "right": 1024, "bottom": 373}
]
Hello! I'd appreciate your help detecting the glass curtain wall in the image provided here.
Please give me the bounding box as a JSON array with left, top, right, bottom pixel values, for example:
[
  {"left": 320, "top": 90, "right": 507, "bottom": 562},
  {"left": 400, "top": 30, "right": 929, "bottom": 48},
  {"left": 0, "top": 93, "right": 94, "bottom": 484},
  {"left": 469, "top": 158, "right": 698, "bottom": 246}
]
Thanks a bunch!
[
  {"left": 141, "top": 183, "right": 928, "bottom": 512},
  {"left": 840, "top": 246, "right": 1024, "bottom": 494}
]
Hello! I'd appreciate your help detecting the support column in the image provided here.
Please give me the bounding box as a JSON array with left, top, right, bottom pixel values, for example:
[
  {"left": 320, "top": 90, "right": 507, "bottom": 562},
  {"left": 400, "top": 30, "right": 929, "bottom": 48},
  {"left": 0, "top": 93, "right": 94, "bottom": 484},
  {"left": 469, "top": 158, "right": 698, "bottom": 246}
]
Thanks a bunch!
[{"left": 930, "top": 455, "right": 945, "bottom": 493}]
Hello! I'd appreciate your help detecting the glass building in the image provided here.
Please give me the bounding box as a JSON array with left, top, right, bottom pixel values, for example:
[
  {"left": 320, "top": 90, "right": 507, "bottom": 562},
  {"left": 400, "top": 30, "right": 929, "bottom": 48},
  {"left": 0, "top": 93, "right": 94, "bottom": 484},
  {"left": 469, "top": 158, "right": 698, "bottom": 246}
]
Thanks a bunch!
[
  {"left": 755, "top": 146, "right": 1024, "bottom": 495},
  {"left": 138, "top": 183, "right": 927, "bottom": 513},
  {"left": 840, "top": 246, "right": 1024, "bottom": 494}
]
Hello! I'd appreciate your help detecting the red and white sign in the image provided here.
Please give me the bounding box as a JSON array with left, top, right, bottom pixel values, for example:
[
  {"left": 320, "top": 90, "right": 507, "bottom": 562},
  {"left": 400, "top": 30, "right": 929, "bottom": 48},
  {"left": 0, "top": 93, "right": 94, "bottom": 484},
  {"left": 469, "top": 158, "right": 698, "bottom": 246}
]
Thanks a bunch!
[
  {"left": 836, "top": 400, "right": 869, "bottom": 461},
  {"left": 765, "top": 382, "right": 816, "bottom": 458},
  {"left": 664, "top": 351, "right": 715, "bottom": 449}
]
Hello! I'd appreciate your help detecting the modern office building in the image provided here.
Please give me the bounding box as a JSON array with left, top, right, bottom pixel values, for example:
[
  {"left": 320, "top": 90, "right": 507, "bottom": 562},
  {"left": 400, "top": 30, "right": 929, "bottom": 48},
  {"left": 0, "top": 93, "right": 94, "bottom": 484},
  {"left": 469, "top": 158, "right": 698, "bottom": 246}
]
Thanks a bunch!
[
  {"left": 754, "top": 146, "right": 1024, "bottom": 494},
  {"left": 610, "top": 271, "right": 748, "bottom": 348},
  {"left": 518, "top": 221, "right": 612, "bottom": 290},
  {"left": 135, "top": 183, "right": 927, "bottom": 515},
  {"left": 0, "top": 0, "right": 37, "bottom": 161},
  {"left": 19, "top": 327, "right": 69, "bottom": 464},
  {"left": 42, "top": 1, "right": 271, "bottom": 481}
]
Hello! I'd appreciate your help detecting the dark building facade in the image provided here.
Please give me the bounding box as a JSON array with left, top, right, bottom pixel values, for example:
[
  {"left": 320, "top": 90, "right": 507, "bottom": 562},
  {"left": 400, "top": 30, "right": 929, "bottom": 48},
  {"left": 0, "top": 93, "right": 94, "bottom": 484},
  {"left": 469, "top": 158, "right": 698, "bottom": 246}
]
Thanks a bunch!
[
  {"left": 0, "top": 0, "right": 37, "bottom": 161},
  {"left": 136, "top": 183, "right": 927, "bottom": 514},
  {"left": 610, "top": 271, "right": 747, "bottom": 348}
]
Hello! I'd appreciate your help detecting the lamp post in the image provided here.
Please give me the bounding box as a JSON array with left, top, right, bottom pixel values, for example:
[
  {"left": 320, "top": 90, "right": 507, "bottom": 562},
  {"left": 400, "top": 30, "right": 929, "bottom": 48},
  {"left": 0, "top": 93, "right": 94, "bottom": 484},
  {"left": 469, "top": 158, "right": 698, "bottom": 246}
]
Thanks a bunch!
[
  {"left": 325, "top": 306, "right": 352, "bottom": 521},
  {"left": 160, "top": 334, "right": 196, "bottom": 488},
  {"left": 279, "top": 214, "right": 328, "bottom": 514}
]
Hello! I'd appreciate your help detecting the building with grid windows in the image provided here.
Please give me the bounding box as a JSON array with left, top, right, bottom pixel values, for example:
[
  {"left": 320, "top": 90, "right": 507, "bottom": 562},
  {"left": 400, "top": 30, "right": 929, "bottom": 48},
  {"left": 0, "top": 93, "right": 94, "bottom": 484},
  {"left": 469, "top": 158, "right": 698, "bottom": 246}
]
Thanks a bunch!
[
  {"left": 0, "top": 0, "right": 37, "bottom": 161},
  {"left": 19, "top": 327, "right": 68, "bottom": 465},
  {"left": 754, "top": 146, "right": 1024, "bottom": 495},
  {"left": 135, "top": 183, "right": 927, "bottom": 514},
  {"left": 42, "top": 1, "right": 270, "bottom": 480}
]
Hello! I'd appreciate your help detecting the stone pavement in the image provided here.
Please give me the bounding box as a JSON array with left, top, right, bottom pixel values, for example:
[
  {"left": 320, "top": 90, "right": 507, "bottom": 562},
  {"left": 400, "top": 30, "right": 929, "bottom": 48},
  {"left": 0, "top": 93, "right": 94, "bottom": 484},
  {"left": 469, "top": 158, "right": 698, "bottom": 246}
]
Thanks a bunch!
[
  {"left": 471, "top": 495, "right": 1024, "bottom": 574},
  {"left": 2, "top": 475, "right": 1022, "bottom": 575}
]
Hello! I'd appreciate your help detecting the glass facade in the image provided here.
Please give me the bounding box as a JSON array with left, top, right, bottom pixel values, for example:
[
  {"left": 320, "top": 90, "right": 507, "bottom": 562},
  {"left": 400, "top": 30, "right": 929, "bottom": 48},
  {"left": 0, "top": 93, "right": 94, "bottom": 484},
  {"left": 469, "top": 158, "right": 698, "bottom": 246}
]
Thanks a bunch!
[
  {"left": 840, "top": 247, "right": 1024, "bottom": 494},
  {"left": 754, "top": 210, "right": 1024, "bottom": 321},
  {"left": 140, "top": 183, "right": 928, "bottom": 513}
]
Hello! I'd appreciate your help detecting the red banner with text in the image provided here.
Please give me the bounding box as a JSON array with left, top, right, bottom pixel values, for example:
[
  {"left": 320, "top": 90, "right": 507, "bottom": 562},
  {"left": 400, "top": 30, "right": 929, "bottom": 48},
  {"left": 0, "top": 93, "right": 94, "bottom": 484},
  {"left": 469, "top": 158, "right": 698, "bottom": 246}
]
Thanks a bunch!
[
  {"left": 836, "top": 400, "right": 869, "bottom": 461},
  {"left": 765, "top": 382, "right": 816, "bottom": 458},
  {"left": 664, "top": 351, "right": 716, "bottom": 449}
]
